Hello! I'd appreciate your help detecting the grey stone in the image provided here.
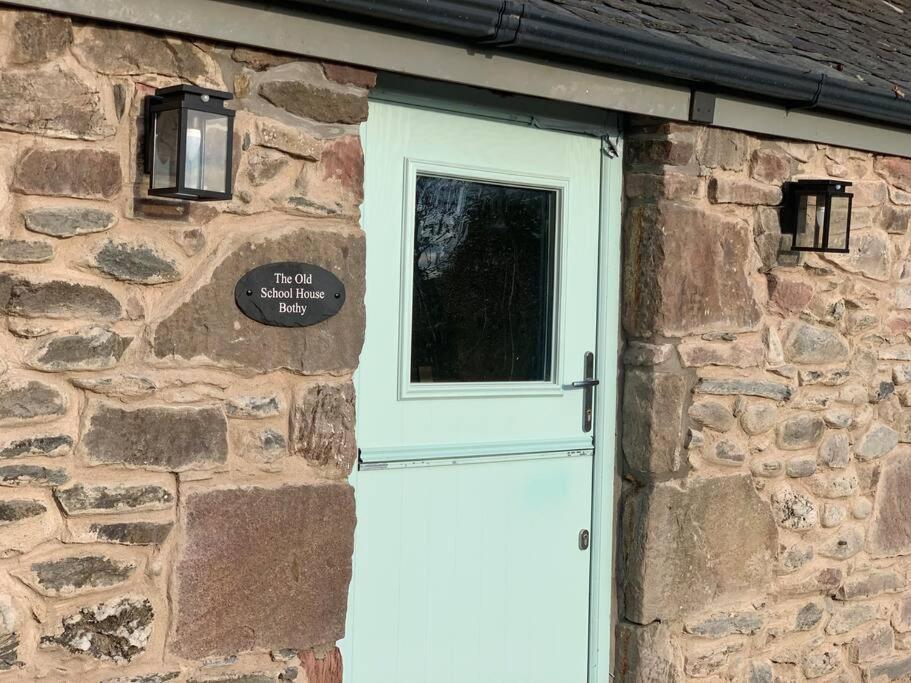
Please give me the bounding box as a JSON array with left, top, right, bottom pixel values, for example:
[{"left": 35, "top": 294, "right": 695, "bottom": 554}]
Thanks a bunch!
[
  {"left": 714, "top": 440, "right": 745, "bottom": 466},
  {"left": 863, "top": 656, "right": 911, "bottom": 682},
  {"left": 28, "top": 327, "right": 131, "bottom": 372},
  {"left": 694, "top": 377, "right": 793, "bottom": 401},
  {"left": 55, "top": 483, "right": 174, "bottom": 516},
  {"left": 2, "top": 276, "right": 121, "bottom": 320},
  {"left": 819, "top": 432, "right": 850, "bottom": 468},
  {"left": 10, "top": 11, "right": 73, "bottom": 64},
  {"left": 849, "top": 623, "right": 893, "bottom": 664},
  {"left": 83, "top": 403, "right": 227, "bottom": 471},
  {"left": 90, "top": 522, "right": 173, "bottom": 546},
  {"left": 795, "top": 602, "right": 824, "bottom": 631},
  {"left": 801, "top": 647, "right": 840, "bottom": 678},
  {"left": 615, "top": 621, "right": 684, "bottom": 682},
  {"left": 783, "top": 321, "right": 850, "bottom": 364},
  {"left": 821, "top": 502, "right": 848, "bottom": 528},
  {"left": 684, "top": 642, "right": 741, "bottom": 677},
  {"left": 12, "top": 148, "right": 121, "bottom": 199},
  {"left": 245, "top": 148, "right": 289, "bottom": 186},
  {"left": 770, "top": 485, "right": 817, "bottom": 529},
  {"left": 622, "top": 475, "right": 777, "bottom": 624},
  {"left": 0, "top": 499, "right": 46, "bottom": 524},
  {"left": 836, "top": 570, "right": 905, "bottom": 600},
  {"left": 152, "top": 227, "right": 364, "bottom": 374},
  {"left": 868, "top": 451, "right": 911, "bottom": 557},
  {"left": 824, "top": 409, "right": 853, "bottom": 429},
  {"left": 798, "top": 367, "right": 850, "bottom": 386},
  {"left": 827, "top": 603, "right": 879, "bottom": 635},
  {"left": 786, "top": 457, "right": 817, "bottom": 478},
  {"left": 0, "top": 632, "right": 19, "bottom": 671},
  {"left": 688, "top": 400, "right": 734, "bottom": 432},
  {"left": 20, "top": 555, "right": 135, "bottom": 596},
  {"left": 259, "top": 81, "right": 368, "bottom": 124},
  {"left": 853, "top": 498, "right": 873, "bottom": 519},
  {"left": 0, "top": 66, "right": 109, "bottom": 139},
  {"left": 872, "top": 381, "right": 895, "bottom": 402},
  {"left": 93, "top": 241, "right": 180, "bottom": 284},
  {"left": 779, "top": 567, "right": 843, "bottom": 596},
  {"left": 780, "top": 544, "right": 813, "bottom": 573},
  {"left": 23, "top": 207, "right": 116, "bottom": 238},
  {"left": 621, "top": 370, "right": 687, "bottom": 480},
  {"left": 751, "top": 459, "right": 783, "bottom": 478},
  {"left": 102, "top": 673, "right": 180, "bottom": 683},
  {"left": 70, "top": 374, "right": 156, "bottom": 399},
  {"left": 740, "top": 403, "right": 780, "bottom": 434},
  {"left": 225, "top": 395, "right": 281, "bottom": 419},
  {"left": 818, "top": 525, "right": 865, "bottom": 559},
  {"left": 854, "top": 422, "right": 898, "bottom": 461},
  {"left": 0, "top": 239, "right": 52, "bottom": 264},
  {"left": 895, "top": 364, "right": 911, "bottom": 385},
  {"left": 0, "top": 435, "right": 72, "bottom": 459},
  {"left": 41, "top": 595, "right": 153, "bottom": 662},
  {"left": 0, "top": 380, "right": 66, "bottom": 423},
  {"left": 747, "top": 660, "right": 773, "bottom": 683},
  {"left": 685, "top": 611, "right": 762, "bottom": 638},
  {"left": 776, "top": 414, "right": 825, "bottom": 450},
  {"left": 806, "top": 470, "right": 859, "bottom": 498},
  {"left": 623, "top": 341, "right": 673, "bottom": 366},
  {"left": 0, "top": 465, "right": 68, "bottom": 487},
  {"left": 823, "top": 230, "right": 893, "bottom": 282},
  {"left": 189, "top": 676, "right": 273, "bottom": 683}
]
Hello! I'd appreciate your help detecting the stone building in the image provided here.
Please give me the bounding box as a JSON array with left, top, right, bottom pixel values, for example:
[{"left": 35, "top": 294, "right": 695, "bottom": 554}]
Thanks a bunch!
[{"left": 0, "top": 0, "right": 908, "bottom": 681}]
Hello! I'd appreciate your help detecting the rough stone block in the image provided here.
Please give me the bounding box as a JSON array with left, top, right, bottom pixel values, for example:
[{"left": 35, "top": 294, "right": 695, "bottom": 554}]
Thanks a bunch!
[
  {"left": 868, "top": 450, "right": 911, "bottom": 557},
  {"left": 622, "top": 369, "right": 687, "bottom": 481},
  {"left": 615, "top": 621, "right": 684, "bottom": 682},
  {"left": 12, "top": 148, "right": 121, "bottom": 199},
  {"left": 708, "top": 176, "right": 782, "bottom": 205},
  {"left": 41, "top": 595, "right": 153, "bottom": 662},
  {"left": 22, "top": 207, "right": 116, "bottom": 237},
  {"left": 622, "top": 475, "right": 777, "bottom": 624},
  {"left": 323, "top": 63, "right": 377, "bottom": 89},
  {"left": 0, "top": 239, "right": 53, "bottom": 264},
  {"left": 92, "top": 241, "right": 180, "bottom": 284},
  {"left": 623, "top": 201, "right": 761, "bottom": 337},
  {"left": 290, "top": 382, "right": 356, "bottom": 474},
  {"left": 694, "top": 377, "right": 793, "bottom": 401},
  {"left": 783, "top": 321, "right": 850, "bottom": 364},
  {"left": 171, "top": 483, "right": 355, "bottom": 658},
  {"left": 776, "top": 413, "right": 825, "bottom": 450},
  {"left": 27, "top": 327, "right": 130, "bottom": 372},
  {"left": 0, "top": 491, "right": 59, "bottom": 558},
  {"left": 152, "top": 225, "right": 364, "bottom": 374},
  {"left": 0, "top": 379, "right": 66, "bottom": 423},
  {"left": 259, "top": 81, "right": 368, "bottom": 124},
  {"left": 82, "top": 403, "right": 227, "bottom": 471},
  {"left": 54, "top": 482, "right": 175, "bottom": 516},
  {"left": 10, "top": 11, "right": 73, "bottom": 64},
  {"left": 678, "top": 336, "right": 764, "bottom": 368},
  {"left": 14, "top": 552, "right": 135, "bottom": 597},
  {"left": 1, "top": 275, "right": 121, "bottom": 320},
  {"left": 823, "top": 230, "right": 893, "bottom": 282}
]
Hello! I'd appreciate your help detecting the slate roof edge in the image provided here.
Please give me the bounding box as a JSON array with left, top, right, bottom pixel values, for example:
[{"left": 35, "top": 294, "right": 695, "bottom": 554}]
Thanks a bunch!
[{"left": 286, "top": 0, "right": 911, "bottom": 130}]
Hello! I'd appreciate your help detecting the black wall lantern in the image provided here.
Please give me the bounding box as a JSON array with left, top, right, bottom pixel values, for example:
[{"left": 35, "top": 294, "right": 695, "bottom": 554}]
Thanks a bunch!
[
  {"left": 782, "top": 179, "right": 853, "bottom": 253},
  {"left": 145, "top": 85, "right": 235, "bottom": 201}
]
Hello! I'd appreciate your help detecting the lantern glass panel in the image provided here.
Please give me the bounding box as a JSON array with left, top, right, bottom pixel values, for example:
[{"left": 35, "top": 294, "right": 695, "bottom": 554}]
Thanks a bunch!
[
  {"left": 828, "top": 195, "right": 850, "bottom": 250},
  {"left": 184, "top": 110, "right": 229, "bottom": 193},
  {"left": 151, "top": 109, "right": 179, "bottom": 190},
  {"left": 795, "top": 193, "right": 825, "bottom": 249}
]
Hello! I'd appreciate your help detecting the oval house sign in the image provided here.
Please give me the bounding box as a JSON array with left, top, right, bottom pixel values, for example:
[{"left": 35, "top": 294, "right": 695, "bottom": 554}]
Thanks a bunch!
[{"left": 234, "top": 261, "right": 346, "bottom": 327}]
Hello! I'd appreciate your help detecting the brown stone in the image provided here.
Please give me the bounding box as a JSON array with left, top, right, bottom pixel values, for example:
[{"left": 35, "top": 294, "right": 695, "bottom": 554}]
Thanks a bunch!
[
  {"left": 622, "top": 369, "right": 687, "bottom": 481},
  {"left": 322, "top": 63, "right": 377, "bottom": 89},
  {"left": 82, "top": 403, "right": 227, "bottom": 471},
  {"left": 10, "top": 11, "right": 73, "bottom": 64},
  {"left": 622, "top": 475, "right": 777, "bottom": 624},
  {"left": 768, "top": 274, "right": 813, "bottom": 314},
  {"left": 626, "top": 136, "right": 695, "bottom": 168},
  {"left": 255, "top": 119, "right": 321, "bottom": 160},
  {"left": 0, "top": 66, "right": 110, "bottom": 139},
  {"left": 678, "top": 336, "right": 764, "bottom": 367},
  {"left": 615, "top": 621, "right": 684, "bottom": 682},
  {"left": 1, "top": 275, "right": 121, "bottom": 320},
  {"left": 708, "top": 177, "right": 782, "bottom": 205},
  {"left": 875, "top": 156, "right": 911, "bottom": 193},
  {"left": 259, "top": 81, "right": 368, "bottom": 124},
  {"left": 868, "top": 450, "right": 911, "bottom": 557},
  {"left": 623, "top": 202, "right": 762, "bottom": 337},
  {"left": 12, "top": 148, "right": 122, "bottom": 199},
  {"left": 300, "top": 647, "right": 343, "bottom": 683},
  {"left": 171, "top": 483, "right": 355, "bottom": 658},
  {"left": 232, "top": 47, "right": 297, "bottom": 70},
  {"left": 152, "top": 225, "right": 364, "bottom": 374},
  {"left": 750, "top": 148, "right": 791, "bottom": 185},
  {"left": 290, "top": 382, "right": 356, "bottom": 474},
  {"left": 697, "top": 129, "right": 747, "bottom": 171},
  {"left": 823, "top": 230, "right": 893, "bottom": 282}
]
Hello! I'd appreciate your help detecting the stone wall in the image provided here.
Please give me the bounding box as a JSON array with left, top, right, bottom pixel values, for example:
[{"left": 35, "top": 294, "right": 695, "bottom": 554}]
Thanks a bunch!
[
  {"left": 617, "top": 118, "right": 911, "bottom": 682},
  {"left": 0, "top": 7, "right": 371, "bottom": 681}
]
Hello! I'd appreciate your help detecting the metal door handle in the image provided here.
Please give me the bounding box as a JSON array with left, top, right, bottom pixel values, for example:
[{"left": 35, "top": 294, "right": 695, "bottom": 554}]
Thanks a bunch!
[
  {"left": 574, "top": 352, "right": 597, "bottom": 432},
  {"left": 571, "top": 378, "right": 600, "bottom": 389}
]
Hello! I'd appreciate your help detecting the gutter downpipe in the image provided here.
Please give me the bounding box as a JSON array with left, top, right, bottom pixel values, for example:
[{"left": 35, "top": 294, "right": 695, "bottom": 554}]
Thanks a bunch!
[{"left": 290, "top": 0, "right": 911, "bottom": 130}]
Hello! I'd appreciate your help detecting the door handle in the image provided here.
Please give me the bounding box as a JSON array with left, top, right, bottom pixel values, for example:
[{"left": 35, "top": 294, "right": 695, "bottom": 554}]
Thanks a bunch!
[{"left": 571, "top": 352, "right": 597, "bottom": 433}]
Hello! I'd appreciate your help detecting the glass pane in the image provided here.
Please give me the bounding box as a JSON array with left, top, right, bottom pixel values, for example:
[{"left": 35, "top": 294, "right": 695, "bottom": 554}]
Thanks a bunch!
[
  {"left": 795, "top": 193, "right": 823, "bottom": 249},
  {"left": 151, "top": 109, "right": 179, "bottom": 189},
  {"left": 828, "top": 195, "right": 850, "bottom": 250},
  {"left": 185, "top": 110, "right": 229, "bottom": 193},
  {"left": 410, "top": 175, "right": 557, "bottom": 383}
]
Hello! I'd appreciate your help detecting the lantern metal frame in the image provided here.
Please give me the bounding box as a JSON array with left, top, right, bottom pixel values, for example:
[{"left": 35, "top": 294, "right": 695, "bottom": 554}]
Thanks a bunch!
[
  {"left": 781, "top": 179, "right": 853, "bottom": 254},
  {"left": 144, "top": 84, "right": 235, "bottom": 201}
]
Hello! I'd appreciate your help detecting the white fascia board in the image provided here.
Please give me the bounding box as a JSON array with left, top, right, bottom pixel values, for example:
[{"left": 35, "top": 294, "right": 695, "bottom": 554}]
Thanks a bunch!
[{"left": 9, "top": 0, "right": 911, "bottom": 157}]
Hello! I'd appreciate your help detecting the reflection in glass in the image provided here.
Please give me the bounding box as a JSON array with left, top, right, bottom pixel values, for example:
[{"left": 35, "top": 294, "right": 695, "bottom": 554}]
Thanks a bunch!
[
  {"left": 828, "top": 195, "right": 850, "bottom": 250},
  {"left": 151, "top": 109, "right": 179, "bottom": 190},
  {"left": 410, "top": 174, "right": 557, "bottom": 383},
  {"left": 795, "top": 194, "right": 822, "bottom": 249},
  {"left": 185, "top": 110, "right": 229, "bottom": 193}
]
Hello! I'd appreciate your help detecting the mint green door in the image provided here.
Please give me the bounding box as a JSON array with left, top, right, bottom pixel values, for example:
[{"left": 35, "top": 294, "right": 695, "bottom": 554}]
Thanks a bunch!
[{"left": 346, "top": 99, "right": 602, "bottom": 683}]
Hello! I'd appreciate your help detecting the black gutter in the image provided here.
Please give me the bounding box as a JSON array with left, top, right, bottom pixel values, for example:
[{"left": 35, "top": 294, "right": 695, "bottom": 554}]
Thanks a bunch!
[{"left": 285, "top": 0, "right": 911, "bottom": 130}]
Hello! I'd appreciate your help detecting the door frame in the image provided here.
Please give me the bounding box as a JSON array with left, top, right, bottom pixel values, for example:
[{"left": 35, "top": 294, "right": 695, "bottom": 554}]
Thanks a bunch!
[{"left": 343, "top": 75, "right": 623, "bottom": 682}]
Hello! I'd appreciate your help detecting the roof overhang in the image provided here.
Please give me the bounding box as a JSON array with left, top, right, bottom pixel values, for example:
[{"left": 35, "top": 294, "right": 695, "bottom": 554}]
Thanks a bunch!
[{"left": 9, "top": 0, "right": 911, "bottom": 158}]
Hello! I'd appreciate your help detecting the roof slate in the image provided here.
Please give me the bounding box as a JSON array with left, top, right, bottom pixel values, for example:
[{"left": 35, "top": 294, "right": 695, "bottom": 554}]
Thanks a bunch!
[{"left": 535, "top": 0, "right": 911, "bottom": 98}]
